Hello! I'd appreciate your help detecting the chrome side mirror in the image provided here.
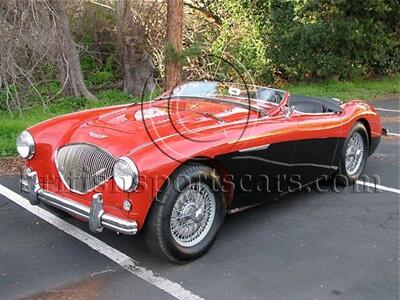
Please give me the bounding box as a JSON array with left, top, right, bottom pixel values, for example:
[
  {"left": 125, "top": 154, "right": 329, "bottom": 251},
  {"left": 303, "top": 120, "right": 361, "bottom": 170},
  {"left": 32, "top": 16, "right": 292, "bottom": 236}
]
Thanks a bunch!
[{"left": 282, "top": 106, "right": 295, "bottom": 118}]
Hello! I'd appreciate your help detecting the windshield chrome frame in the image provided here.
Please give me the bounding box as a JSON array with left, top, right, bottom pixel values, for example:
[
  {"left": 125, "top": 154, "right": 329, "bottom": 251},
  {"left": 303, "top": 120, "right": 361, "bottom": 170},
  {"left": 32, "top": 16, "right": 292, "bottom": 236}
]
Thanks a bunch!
[
  {"left": 157, "top": 81, "right": 290, "bottom": 117},
  {"left": 160, "top": 81, "right": 286, "bottom": 100},
  {"left": 158, "top": 95, "right": 267, "bottom": 117}
]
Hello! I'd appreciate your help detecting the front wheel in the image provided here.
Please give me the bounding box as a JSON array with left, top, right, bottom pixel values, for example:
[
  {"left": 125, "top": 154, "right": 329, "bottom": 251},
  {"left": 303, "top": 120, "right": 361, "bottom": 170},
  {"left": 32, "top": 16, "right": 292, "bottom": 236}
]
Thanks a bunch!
[
  {"left": 336, "top": 122, "right": 369, "bottom": 185},
  {"left": 144, "top": 164, "right": 225, "bottom": 263}
]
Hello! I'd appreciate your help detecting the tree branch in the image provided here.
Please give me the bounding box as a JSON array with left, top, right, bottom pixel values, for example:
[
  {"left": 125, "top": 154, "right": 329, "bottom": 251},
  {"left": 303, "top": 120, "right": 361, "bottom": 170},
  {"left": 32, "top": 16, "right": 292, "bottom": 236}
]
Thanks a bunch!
[
  {"left": 88, "top": 0, "right": 115, "bottom": 11},
  {"left": 183, "top": 1, "right": 222, "bottom": 26}
]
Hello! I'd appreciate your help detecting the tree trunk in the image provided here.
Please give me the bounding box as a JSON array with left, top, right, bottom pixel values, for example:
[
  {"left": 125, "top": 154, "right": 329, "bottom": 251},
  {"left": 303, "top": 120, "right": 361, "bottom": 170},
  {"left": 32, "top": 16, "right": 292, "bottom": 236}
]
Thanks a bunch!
[
  {"left": 49, "top": 0, "right": 96, "bottom": 100},
  {"left": 165, "top": 0, "right": 183, "bottom": 90},
  {"left": 116, "top": 0, "right": 156, "bottom": 97}
]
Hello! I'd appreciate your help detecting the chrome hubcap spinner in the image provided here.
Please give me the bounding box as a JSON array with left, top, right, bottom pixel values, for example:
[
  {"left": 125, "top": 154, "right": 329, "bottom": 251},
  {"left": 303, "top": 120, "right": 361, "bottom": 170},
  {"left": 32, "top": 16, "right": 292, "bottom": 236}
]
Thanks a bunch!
[{"left": 170, "top": 182, "right": 216, "bottom": 247}]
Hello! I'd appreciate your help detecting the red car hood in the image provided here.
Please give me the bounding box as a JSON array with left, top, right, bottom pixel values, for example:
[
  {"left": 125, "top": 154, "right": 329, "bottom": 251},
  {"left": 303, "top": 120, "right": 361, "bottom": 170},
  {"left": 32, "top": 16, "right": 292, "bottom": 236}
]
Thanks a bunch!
[
  {"left": 87, "top": 99, "right": 254, "bottom": 134},
  {"left": 30, "top": 98, "right": 258, "bottom": 157}
]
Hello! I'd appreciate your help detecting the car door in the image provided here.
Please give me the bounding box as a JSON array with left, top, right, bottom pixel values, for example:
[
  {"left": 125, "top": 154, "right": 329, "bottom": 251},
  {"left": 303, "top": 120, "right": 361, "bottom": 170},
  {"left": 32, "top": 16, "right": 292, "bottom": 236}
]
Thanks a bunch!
[
  {"left": 216, "top": 114, "right": 298, "bottom": 209},
  {"left": 290, "top": 112, "right": 343, "bottom": 186}
]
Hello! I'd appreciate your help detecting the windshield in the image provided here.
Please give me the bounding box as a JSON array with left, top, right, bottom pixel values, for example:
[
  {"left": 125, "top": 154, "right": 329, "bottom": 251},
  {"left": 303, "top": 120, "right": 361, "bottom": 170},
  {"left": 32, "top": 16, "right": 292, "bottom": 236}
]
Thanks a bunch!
[{"left": 166, "top": 81, "right": 285, "bottom": 104}]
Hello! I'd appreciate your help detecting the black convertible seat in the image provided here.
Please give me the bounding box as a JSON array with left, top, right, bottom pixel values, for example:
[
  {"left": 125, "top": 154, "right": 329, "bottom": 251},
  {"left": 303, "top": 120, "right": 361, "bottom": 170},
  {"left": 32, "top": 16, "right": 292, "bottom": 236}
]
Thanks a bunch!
[{"left": 289, "top": 95, "right": 342, "bottom": 113}]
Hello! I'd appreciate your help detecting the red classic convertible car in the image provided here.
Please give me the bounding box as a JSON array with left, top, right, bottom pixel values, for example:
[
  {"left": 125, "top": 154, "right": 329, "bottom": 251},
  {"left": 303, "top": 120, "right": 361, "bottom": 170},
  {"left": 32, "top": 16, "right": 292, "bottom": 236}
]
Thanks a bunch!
[{"left": 18, "top": 81, "right": 383, "bottom": 262}]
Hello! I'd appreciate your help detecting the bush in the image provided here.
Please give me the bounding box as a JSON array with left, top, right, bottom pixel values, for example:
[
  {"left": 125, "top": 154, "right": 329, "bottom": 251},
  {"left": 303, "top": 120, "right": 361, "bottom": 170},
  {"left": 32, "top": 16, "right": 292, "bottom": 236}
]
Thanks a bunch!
[
  {"left": 248, "top": 0, "right": 400, "bottom": 82},
  {"left": 213, "top": 1, "right": 267, "bottom": 81},
  {"left": 88, "top": 70, "right": 115, "bottom": 86}
]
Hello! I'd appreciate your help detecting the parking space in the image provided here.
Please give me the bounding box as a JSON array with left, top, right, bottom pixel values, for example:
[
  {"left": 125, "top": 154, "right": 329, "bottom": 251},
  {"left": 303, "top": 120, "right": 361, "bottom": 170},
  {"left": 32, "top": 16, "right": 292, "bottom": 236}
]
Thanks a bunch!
[
  {"left": 368, "top": 98, "right": 400, "bottom": 135},
  {"left": 0, "top": 99, "right": 399, "bottom": 300},
  {"left": 0, "top": 188, "right": 178, "bottom": 300}
]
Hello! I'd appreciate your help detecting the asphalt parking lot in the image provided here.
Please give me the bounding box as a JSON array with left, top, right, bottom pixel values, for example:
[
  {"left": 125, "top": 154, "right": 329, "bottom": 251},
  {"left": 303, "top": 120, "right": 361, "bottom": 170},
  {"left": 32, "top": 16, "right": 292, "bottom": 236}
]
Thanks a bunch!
[{"left": 0, "top": 99, "right": 399, "bottom": 300}]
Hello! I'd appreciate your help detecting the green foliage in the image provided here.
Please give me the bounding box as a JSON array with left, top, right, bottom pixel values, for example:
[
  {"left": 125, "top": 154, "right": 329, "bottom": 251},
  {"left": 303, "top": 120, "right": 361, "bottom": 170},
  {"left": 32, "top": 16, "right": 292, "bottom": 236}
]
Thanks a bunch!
[
  {"left": 1, "top": 0, "right": 399, "bottom": 125},
  {"left": 88, "top": 70, "right": 115, "bottom": 86},
  {"left": 251, "top": 0, "right": 400, "bottom": 81},
  {"left": 80, "top": 53, "right": 97, "bottom": 74},
  {"left": 165, "top": 43, "right": 203, "bottom": 64},
  {"left": 80, "top": 52, "right": 116, "bottom": 86},
  {"left": 71, "top": 2, "right": 118, "bottom": 87},
  {"left": 105, "top": 54, "right": 117, "bottom": 73},
  {"left": 191, "top": 0, "right": 398, "bottom": 82},
  {"left": 0, "top": 85, "right": 19, "bottom": 112},
  {"left": 97, "top": 89, "right": 137, "bottom": 103},
  {"left": 286, "top": 73, "right": 400, "bottom": 101},
  {"left": 207, "top": 0, "right": 268, "bottom": 82},
  {"left": 0, "top": 89, "right": 137, "bottom": 156}
]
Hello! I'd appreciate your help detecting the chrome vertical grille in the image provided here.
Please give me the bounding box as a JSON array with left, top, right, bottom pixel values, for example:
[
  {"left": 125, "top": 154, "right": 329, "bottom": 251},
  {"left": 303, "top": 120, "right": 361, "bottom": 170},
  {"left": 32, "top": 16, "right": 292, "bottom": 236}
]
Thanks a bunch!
[{"left": 56, "top": 144, "right": 116, "bottom": 194}]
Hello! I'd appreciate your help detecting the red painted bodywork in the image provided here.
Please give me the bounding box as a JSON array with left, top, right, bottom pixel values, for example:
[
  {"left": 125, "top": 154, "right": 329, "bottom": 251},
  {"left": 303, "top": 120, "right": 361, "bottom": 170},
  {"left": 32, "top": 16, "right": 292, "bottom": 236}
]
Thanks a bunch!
[{"left": 25, "top": 91, "right": 382, "bottom": 230}]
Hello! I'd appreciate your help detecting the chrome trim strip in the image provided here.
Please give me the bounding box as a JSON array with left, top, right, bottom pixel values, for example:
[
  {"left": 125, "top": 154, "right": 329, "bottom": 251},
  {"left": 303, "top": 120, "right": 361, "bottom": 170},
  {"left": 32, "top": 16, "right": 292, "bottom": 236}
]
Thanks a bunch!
[
  {"left": 127, "top": 110, "right": 289, "bottom": 155},
  {"left": 292, "top": 110, "right": 340, "bottom": 116},
  {"left": 239, "top": 144, "right": 270, "bottom": 153},
  {"left": 232, "top": 155, "right": 338, "bottom": 170},
  {"left": 39, "top": 189, "right": 90, "bottom": 219},
  {"left": 37, "top": 189, "right": 137, "bottom": 235}
]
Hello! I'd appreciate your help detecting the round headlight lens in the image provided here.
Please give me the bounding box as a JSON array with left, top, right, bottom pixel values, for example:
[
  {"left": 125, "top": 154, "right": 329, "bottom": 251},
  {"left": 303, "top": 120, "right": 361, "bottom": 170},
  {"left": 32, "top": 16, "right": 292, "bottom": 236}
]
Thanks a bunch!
[
  {"left": 113, "top": 157, "right": 139, "bottom": 192},
  {"left": 16, "top": 131, "right": 35, "bottom": 159}
]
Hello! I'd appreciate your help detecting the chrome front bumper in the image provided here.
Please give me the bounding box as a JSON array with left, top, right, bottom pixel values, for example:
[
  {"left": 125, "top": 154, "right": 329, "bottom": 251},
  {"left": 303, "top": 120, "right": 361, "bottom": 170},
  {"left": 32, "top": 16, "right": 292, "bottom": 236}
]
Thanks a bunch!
[{"left": 20, "top": 170, "right": 137, "bottom": 236}]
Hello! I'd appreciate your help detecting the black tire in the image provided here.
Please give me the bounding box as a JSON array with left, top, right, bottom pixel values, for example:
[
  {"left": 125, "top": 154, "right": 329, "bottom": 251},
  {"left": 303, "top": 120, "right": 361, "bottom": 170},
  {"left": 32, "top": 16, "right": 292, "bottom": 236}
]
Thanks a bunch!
[
  {"left": 144, "top": 164, "right": 225, "bottom": 263},
  {"left": 335, "top": 122, "right": 369, "bottom": 185}
]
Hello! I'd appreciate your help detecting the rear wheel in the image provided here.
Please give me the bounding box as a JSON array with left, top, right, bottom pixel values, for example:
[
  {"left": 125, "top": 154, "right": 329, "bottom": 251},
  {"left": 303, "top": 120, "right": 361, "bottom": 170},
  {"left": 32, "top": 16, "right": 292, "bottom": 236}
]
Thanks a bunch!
[
  {"left": 144, "top": 164, "right": 225, "bottom": 263},
  {"left": 336, "top": 122, "right": 369, "bottom": 185}
]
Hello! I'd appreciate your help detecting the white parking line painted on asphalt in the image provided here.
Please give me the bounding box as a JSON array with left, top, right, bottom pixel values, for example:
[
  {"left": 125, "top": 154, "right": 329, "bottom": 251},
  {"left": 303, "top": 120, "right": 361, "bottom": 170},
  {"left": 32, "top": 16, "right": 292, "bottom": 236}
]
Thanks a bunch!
[
  {"left": 0, "top": 184, "right": 204, "bottom": 300},
  {"left": 355, "top": 180, "right": 400, "bottom": 195},
  {"left": 375, "top": 108, "right": 400, "bottom": 113},
  {"left": 387, "top": 132, "right": 400, "bottom": 137}
]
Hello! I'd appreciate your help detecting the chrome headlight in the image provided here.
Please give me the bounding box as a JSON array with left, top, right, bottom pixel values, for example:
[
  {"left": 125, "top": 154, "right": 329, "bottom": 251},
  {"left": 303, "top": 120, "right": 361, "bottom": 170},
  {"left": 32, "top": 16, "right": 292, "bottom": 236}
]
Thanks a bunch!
[
  {"left": 16, "top": 131, "right": 35, "bottom": 159},
  {"left": 113, "top": 157, "right": 139, "bottom": 192}
]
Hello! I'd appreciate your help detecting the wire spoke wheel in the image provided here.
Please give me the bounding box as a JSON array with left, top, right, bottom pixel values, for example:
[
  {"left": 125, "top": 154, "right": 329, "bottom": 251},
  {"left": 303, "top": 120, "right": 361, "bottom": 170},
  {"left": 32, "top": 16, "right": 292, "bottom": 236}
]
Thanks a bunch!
[
  {"left": 170, "top": 182, "right": 216, "bottom": 247},
  {"left": 345, "top": 131, "right": 365, "bottom": 176}
]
